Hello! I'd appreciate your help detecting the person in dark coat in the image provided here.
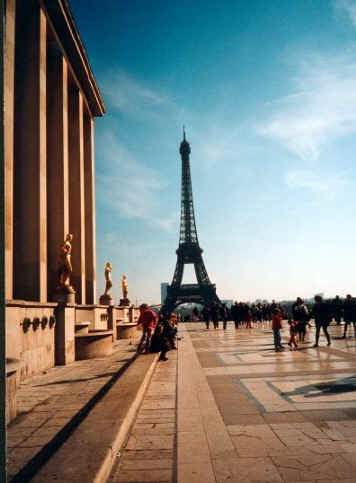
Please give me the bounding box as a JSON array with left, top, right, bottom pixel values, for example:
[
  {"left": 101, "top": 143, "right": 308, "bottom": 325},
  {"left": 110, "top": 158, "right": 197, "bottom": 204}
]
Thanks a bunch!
[
  {"left": 343, "top": 294, "right": 356, "bottom": 338},
  {"left": 219, "top": 304, "right": 228, "bottom": 330},
  {"left": 210, "top": 303, "right": 219, "bottom": 329},
  {"left": 231, "top": 302, "right": 239, "bottom": 329},
  {"left": 311, "top": 295, "right": 332, "bottom": 347},
  {"left": 150, "top": 314, "right": 164, "bottom": 353},
  {"left": 202, "top": 305, "right": 211, "bottom": 329},
  {"left": 332, "top": 295, "right": 343, "bottom": 325},
  {"left": 292, "top": 297, "right": 309, "bottom": 343},
  {"left": 159, "top": 317, "right": 176, "bottom": 361}
]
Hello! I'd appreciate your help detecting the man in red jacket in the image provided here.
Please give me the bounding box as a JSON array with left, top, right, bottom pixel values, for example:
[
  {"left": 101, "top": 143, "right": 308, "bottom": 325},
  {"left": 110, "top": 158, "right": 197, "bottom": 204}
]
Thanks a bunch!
[{"left": 137, "top": 304, "right": 157, "bottom": 354}]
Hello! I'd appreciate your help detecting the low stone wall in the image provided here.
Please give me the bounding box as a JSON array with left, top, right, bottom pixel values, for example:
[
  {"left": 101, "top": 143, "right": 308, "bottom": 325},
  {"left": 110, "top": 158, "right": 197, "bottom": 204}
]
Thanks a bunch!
[
  {"left": 117, "top": 323, "right": 139, "bottom": 340},
  {"left": 6, "top": 301, "right": 57, "bottom": 382},
  {"left": 6, "top": 302, "right": 141, "bottom": 383},
  {"left": 75, "top": 305, "right": 109, "bottom": 331}
]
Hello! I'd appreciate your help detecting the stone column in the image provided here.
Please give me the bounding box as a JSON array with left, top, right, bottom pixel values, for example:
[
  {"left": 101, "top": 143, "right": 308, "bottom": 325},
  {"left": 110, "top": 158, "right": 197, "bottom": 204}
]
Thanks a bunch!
[
  {"left": 4, "top": 0, "right": 16, "bottom": 300},
  {"left": 84, "top": 114, "right": 96, "bottom": 304},
  {"left": 13, "top": 2, "right": 47, "bottom": 302},
  {"left": 47, "top": 50, "right": 69, "bottom": 301},
  {"left": 68, "top": 87, "right": 86, "bottom": 304}
]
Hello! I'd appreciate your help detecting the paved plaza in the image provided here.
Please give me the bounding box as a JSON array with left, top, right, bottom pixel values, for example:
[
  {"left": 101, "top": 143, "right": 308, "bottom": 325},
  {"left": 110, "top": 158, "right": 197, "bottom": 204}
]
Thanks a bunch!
[
  {"left": 7, "top": 321, "right": 356, "bottom": 482},
  {"left": 114, "top": 321, "right": 356, "bottom": 483}
]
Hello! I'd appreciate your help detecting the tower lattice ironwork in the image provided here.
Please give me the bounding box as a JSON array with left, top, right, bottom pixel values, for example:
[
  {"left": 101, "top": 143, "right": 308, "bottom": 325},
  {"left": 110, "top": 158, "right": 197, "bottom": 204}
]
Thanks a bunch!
[{"left": 162, "top": 130, "right": 219, "bottom": 313}]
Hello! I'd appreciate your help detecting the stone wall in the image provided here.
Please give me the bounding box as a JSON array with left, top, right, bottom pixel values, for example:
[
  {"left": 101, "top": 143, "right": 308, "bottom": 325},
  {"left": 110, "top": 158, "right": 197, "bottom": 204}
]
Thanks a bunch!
[
  {"left": 6, "top": 302, "right": 56, "bottom": 381},
  {"left": 75, "top": 305, "right": 109, "bottom": 330}
]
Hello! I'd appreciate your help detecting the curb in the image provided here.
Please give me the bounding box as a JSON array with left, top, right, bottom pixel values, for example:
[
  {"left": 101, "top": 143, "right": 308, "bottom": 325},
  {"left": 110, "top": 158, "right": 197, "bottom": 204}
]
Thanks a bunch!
[{"left": 94, "top": 353, "right": 159, "bottom": 483}]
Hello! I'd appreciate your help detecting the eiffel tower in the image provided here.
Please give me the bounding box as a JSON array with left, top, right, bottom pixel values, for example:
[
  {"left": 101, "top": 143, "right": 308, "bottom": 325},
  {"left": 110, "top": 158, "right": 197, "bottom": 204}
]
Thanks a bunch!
[{"left": 162, "top": 129, "right": 219, "bottom": 313}]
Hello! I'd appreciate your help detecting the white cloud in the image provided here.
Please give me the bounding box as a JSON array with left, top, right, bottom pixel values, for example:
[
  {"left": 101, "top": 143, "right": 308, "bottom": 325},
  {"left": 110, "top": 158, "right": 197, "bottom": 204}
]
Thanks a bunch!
[
  {"left": 285, "top": 169, "right": 348, "bottom": 199},
  {"left": 99, "top": 69, "right": 177, "bottom": 120},
  {"left": 334, "top": 0, "right": 356, "bottom": 28},
  {"left": 96, "top": 130, "right": 178, "bottom": 230},
  {"left": 190, "top": 122, "right": 241, "bottom": 168},
  {"left": 258, "top": 53, "right": 356, "bottom": 161}
]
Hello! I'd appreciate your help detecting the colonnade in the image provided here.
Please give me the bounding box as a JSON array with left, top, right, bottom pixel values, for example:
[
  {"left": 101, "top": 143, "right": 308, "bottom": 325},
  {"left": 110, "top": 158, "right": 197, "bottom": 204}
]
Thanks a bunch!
[{"left": 5, "top": 0, "right": 102, "bottom": 305}]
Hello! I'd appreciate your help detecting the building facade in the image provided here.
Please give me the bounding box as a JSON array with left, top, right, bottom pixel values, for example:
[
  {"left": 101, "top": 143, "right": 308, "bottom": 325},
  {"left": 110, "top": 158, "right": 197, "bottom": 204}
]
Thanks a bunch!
[
  {"left": 5, "top": 0, "right": 105, "bottom": 306},
  {"left": 4, "top": 0, "right": 108, "bottom": 393}
]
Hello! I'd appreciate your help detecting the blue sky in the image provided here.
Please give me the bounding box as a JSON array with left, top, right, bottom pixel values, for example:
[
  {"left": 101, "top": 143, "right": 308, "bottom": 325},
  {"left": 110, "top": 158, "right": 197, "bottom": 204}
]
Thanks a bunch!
[{"left": 72, "top": 0, "right": 356, "bottom": 304}]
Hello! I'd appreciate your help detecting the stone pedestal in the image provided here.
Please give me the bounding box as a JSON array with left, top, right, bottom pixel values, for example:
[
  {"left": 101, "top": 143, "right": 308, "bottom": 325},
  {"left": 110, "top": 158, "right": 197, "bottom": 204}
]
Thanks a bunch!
[
  {"left": 107, "top": 306, "right": 117, "bottom": 341},
  {"left": 55, "top": 290, "right": 75, "bottom": 305},
  {"left": 119, "top": 298, "right": 130, "bottom": 307},
  {"left": 99, "top": 294, "right": 113, "bottom": 306},
  {"left": 55, "top": 304, "right": 75, "bottom": 365}
]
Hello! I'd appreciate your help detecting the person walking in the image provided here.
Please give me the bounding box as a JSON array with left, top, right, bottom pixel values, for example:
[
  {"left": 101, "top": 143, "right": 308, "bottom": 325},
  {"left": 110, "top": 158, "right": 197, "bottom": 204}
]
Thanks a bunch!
[
  {"left": 343, "top": 294, "right": 356, "bottom": 338},
  {"left": 210, "top": 303, "right": 219, "bottom": 329},
  {"left": 202, "top": 305, "right": 211, "bottom": 329},
  {"left": 311, "top": 295, "right": 331, "bottom": 347},
  {"left": 332, "top": 295, "right": 343, "bottom": 325},
  {"left": 272, "top": 308, "right": 284, "bottom": 351},
  {"left": 231, "top": 302, "right": 239, "bottom": 329},
  {"left": 292, "top": 297, "right": 309, "bottom": 343},
  {"left": 246, "top": 308, "right": 253, "bottom": 329},
  {"left": 220, "top": 304, "right": 228, "bottom": 330},
  {"left": 287, "top": 319, "right": 298, "bottom": 350}
]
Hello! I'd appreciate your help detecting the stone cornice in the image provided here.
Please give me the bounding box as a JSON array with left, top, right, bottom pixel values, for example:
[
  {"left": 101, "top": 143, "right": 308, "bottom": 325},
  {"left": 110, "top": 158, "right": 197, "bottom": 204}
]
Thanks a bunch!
[{"left": 41, "top": 0, "right": 105, "bottom": 117}]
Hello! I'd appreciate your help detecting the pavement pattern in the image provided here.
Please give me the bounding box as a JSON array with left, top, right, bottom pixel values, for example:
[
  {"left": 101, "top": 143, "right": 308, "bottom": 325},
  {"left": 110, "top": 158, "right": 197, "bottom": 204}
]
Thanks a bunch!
[{"left": 114, "top": 321, "right": 356, "bottom": 483}]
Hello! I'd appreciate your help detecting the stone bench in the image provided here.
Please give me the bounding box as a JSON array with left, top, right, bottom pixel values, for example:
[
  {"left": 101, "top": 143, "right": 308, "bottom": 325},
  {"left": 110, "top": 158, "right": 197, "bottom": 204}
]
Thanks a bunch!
[
  {"left": 75, "top": 330, "right": 113, "bottom": 360},
  {"left": 6, "top": 358, "right": 20, "bottom": 424},
  {"left": 75, "top": 322, "right": 90, "bottom": 335},
  {"left": 116, "top": 322, "right": 139, "bottom": 340}
]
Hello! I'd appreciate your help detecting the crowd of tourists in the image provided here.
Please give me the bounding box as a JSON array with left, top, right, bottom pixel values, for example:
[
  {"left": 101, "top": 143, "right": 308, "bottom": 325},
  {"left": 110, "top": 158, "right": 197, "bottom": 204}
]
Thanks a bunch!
[
  {"left": 196, "top": 294, "right": 356, "bottom": 352},
  {"left": 199, "top": 301, "right": 283, "bottom": 330},
  {"left": 135, "top": 294, "right": 356, "bottom": 358},
  {"left": 272, "top": 294, "right": 356, "bottom": 352}
]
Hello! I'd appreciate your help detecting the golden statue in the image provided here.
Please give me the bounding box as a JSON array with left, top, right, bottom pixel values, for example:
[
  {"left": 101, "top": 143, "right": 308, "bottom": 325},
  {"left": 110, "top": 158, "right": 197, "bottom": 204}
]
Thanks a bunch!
[
  {"left": 57, "top": 234, "right": 75, "bottom": 293},
  {"left": 122, "top": 275, "right": 128, "bottom": 300},
  {"left": 104, "top": 262, "right": 112, "bottom": 296}
]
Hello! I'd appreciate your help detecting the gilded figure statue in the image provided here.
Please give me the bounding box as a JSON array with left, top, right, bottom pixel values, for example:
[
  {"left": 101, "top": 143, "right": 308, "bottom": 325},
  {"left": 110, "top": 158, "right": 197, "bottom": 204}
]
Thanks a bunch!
[
  {"left": 104, "top": 262, "right": 113, "bottom": 296},
  {"left": 122, "top": 275, "right": 128, "bottom": 300},
  {"left": 57, "top": 234, "right": 75, "bottom": 293}
]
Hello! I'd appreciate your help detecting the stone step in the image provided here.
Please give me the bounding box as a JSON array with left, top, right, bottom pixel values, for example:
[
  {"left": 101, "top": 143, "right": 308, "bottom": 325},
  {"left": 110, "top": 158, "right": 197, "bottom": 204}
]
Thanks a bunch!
[{"left": 75, "top": 330, "right": 114, "bottom": 360}]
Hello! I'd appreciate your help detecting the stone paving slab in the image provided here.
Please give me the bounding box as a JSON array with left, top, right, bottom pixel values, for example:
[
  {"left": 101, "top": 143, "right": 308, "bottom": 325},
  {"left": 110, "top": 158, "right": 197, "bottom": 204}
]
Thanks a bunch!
[{"left": 7, "top": 337, "right": 152, "bottom": 482}]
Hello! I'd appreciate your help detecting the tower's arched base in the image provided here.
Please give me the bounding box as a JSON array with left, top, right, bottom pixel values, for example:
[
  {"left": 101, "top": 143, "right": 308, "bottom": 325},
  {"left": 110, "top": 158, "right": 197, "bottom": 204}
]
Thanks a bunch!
[{"left": 162, "top": 283, "right": 219, "bottom": 314}]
